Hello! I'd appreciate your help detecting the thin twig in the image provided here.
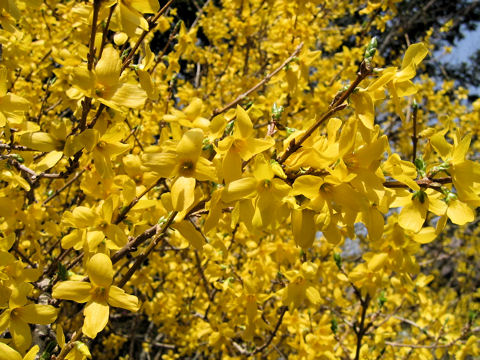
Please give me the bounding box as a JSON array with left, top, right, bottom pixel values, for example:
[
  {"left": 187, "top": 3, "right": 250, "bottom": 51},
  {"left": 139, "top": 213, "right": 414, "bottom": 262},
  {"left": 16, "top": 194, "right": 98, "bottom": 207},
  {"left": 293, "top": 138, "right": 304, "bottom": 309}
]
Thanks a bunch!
[
  {"left": 121, "top": 0, "right": 175, "bottom": 73},
  {"left": 53, "top": 329, "right": 83, "bottom": 360},
  {"left": 42, "top": 169, "right": 86, "bottom": 205},
  {"left": 411, "top": 103, "right": 419, "bottom": 162},
  {"left": 117, "top": 211, "right": 177, "bottom": 288},
  {"left": 210, "top": 42, "right": 304, "bottom": 119},
  {"left": 278, "top": 60, "right": 372, "bottom": 164},
  {"left": 114, "top": 177, "right": 164, "bottom": 224}
]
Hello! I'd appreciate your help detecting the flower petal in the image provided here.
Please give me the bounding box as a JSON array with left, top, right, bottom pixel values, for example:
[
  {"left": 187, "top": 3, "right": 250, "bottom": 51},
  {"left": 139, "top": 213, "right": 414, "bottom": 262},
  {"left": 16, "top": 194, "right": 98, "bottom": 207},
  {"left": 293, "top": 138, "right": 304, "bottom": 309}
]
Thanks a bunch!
[
  {"left": 0, "top": 342, "right": 22, "bottom": 360},
  {"left": 16, "top": 304, "right": 58, "bottom": 325},
  {"left": 171, "top": 176, "right": 196, "bottom": 211},
  {"left": 83, "top": 300, "right": 109, "bottom": 338},
  {"left": 108, "top": 286, "right": 139, "bottom": 311},
  {"left": 52, "top": 281, "right": 92, "bottom": 303},
  {"left": 87, "top": 253, "right": 114, "bottom": 288},
  {"left": 10, "top": 316, "right": 32, "bottom": 353}
]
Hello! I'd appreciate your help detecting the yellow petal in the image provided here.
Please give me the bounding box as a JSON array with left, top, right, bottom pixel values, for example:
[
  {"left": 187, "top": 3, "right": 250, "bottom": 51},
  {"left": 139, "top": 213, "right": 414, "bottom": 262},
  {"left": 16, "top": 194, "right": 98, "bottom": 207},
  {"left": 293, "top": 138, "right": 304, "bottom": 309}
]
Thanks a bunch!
[
  {"left": 52, "top": 281, "right": 92, "bottom": 302},
  {"left": 222, "top": 177, "right": 257, "bottom": 203},
  {"left": 141, "top": 152, "right": 177, "bottom": 177},
  {"left": 87, "top": 253, "right": 114, "bottom": 288},
  {"left": 16, "top": 304, "right": 58, "bottom": 325},
  {"left": 23, "top": 345, "right": 40, "bottom": 360},
  {"left": 63, "top": 207, "right": 97, "bottom": 228},
  {"left": 176, "top": 128, "right": 204, "bottom": 162},
  {"left": 447, "top": 200, "right": 474, "bottom": 225},
  {"left": 351, "top": 90, "right": 375, "bottom": 129},
  {"left": 34, "top": 150, "right": 63, "bottom": 172},
  {"left": 20, "top": 132, "right": 62, "bottom": 152},
  {"left": 367, "top": 252, "right": 388, "bottom": 272},
  {"left": 10, "top": 316, "right": 32, "bottom": 353},
  {"left": 171, "top": 176, "right": 196, "bottom": 211},
  {"left": 291, "top": 175, "right": 322, "bottom": 198},
  {"left": 106, "top": 83, "right": 147, "bottom": 109},
  {"left": 305, "top": 285, "right": 321, "bottom": 305},
  {"left": 83, "top": 300, "right": 109, "bottom": 338},
  {"left": 0, "top": 342, "right": 22, "bottom": 360},
  {"left": 235, "top": 105, "right": 253, "bottom": 139},
  {"left": 95, "top": 46, "right": 121, "bottom": 86},
  {"left": 412, "top": 227, "right": 437, "bottom": 244},
  {"left": 173, "top": 220, "right": 205, "bottom": 250},
  {"left": 401, "top": 43, "right": 429, "bottom": 70},
  {"left": 398, "top": 197, "right": 427, "bottom": 233},
  {"left": 292, "top": 208, "right": 316, "bottom": 249},
  {"left": 108, "top": 286, "right": 139, "bottom": 311},
  {"left": 56, "top": 324, "right": 66, "bottom": 347}
]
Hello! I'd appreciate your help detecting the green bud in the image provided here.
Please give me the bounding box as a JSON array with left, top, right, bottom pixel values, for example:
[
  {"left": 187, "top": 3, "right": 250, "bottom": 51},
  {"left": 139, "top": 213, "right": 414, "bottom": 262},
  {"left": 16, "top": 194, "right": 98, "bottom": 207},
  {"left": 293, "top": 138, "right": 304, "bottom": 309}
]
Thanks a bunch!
[
  {"left": 468, "top": 310, "right": 478, "bottom": 324},
  {"left": 272, "top": 103, "right": 284, "bottom": 120},
  {"left": 58, "top": 263, "right": 68, "bottom": 281},
  {"left": 364, "top": 37, "right": 378, "bottom": 61},
  {"left": 414, "top": 157, "right": 426, "bottom": 177},
  {"left": 157, "top": 215, "right": 167, "bottom": 226},
  {"left": 378, "top": 291, "right": 387, "bottom": 308},
  {"left": 12, "top": 154, "right": 24, "bottom": 163},
  {"left": 412, "top": 190, "right": 427, "bottom": 204},
  {"left": 331, "top": 317, "right": 338, "bottom": 334},
  {"left": 445, "top": 192, "right": 458, "bottom": 204},
  {"left": 225, "top": 120, "right": 235, "bottom": 135},
  {"left": 285, "top": 127, "right": 296, "bottom": 135},
  {"left": 431, "top": 162, "right": 451, "bottom": 176},
  {"left": 412, "top": 100, "right": 419, "bottom": 111},
  {"left": 414, "top": 157, "right": 426, "bottom": 172},
  {"left": 334, "top": 253, "right": 342, "bottom": 269}
]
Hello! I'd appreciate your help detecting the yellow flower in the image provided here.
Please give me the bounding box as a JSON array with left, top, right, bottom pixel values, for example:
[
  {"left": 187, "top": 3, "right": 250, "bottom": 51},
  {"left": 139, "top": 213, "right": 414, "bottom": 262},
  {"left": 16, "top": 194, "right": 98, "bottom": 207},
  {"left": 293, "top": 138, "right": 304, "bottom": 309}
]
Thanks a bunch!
[
  {"left": 62, "top": 195, "right": 128, "bottom": 251},
  {"left": 222, "top": 154, "right": 290, "bottom": 228},
  {"left": 0, "top": 342, "right": 38, "bottom": 360},
  {"left": 70, "top": 46, "right": 147, "bottom": 112},
  {"left": 0, "top": 66, "right": 30, "bottom": 128},
  {"left": 112, "top": 0, "right": 159, "bottom": 38},
  {"left": 278, "top": 262, "right": 320, "bottom": 309},
  {"left": 217, "top": 106, "right": 274, "bottom": 183},
  {"left": 430, "top": 130, "right": 480, "bottom": 205},
  {"left": 142, "top": 128, "right": 216, "bottom": 212},
  {"left": 0, "top": 284, "right": 58, "bottom": 353},
  {"left": 52, "top": 253, "right": 139, "bottom": 338},
  {"left": 56, "top": 325, "right": 92, "bottom": 360},
  {"left": 369, "top": 43, "right": 428, "bottom": 119}
]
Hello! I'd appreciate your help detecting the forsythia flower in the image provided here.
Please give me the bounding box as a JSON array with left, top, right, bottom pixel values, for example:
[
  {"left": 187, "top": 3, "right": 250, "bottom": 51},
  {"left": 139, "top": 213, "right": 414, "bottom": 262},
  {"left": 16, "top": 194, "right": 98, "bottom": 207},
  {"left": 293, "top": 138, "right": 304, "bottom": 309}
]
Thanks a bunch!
[
  {"left": 52, "top": 253, "right": 139, "bottom": 338},
  {"left": 69, "top": 46, "right": 147, "bottom": 111},
  {"left": 0, "top": 342, "right": 38, "bottom": 360},
  {"left": 0, "top": 284, "right": 58, "bottom": 352},
  {"left": 142, "top": 128, "right": 216, "bottom": 212}
]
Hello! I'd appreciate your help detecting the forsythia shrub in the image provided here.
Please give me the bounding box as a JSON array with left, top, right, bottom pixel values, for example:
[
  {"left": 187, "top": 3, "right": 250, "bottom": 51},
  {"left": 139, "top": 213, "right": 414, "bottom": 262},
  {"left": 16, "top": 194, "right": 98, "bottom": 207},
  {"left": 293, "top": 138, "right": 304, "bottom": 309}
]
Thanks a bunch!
[{"left": 0, "top": 0, "right": 479, "bottom": 359}]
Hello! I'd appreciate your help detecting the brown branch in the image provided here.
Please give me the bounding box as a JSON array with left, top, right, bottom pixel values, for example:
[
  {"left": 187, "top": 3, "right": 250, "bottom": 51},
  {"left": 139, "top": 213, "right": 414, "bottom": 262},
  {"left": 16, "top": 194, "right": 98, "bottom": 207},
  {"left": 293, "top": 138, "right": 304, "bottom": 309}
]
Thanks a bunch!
[
  {"left": 111, "top": 224, "right": 158, "bottom": 264},
  {"left": 114, "top": 177, "right": 164, "bottom": 224},
  {"left": 251, "top": 306, "right": 288, "bottom": 355},
  {"left": 98, "top": 4, "right": 116, "bottom": 61},
  {"left": 353, "top": 294, "right": 371, "bottom": 360},
  {"left": 383, "top": 176, "right": 452, "bottom": 189},
  {"left": 52, "top": 329, "right": 83, "bottom": 360},
  {"left": 3, "top": 156, "right": 62, "bottom": 180},
  {"left": 210, "top": 42, "right": 304, "bottom": 119},
  {"left": 117, "top": 211, "right": 177, "bottom": 288},
  {"left": 0, "top": 142, "right": 36, "bottom": 151},
  {"left": 42, "top": 169, "right": 86, "bottom": 206},
  {"left": 411, "top": 103, "right": 419, "bottom": 162},
  {"left": 278, "top": 60, "right": 372, "bottom": 165},
  {"left": 121, "top": 0, "right": 175, "bottom": 73}
]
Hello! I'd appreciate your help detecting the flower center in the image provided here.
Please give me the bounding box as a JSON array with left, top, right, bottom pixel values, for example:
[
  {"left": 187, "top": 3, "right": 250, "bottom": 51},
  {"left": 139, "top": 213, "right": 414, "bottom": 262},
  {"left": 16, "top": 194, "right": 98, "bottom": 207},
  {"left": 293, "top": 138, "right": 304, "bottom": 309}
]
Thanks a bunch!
[{"left": 179, "top": 160, "right": 195, "bottom": 176}]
